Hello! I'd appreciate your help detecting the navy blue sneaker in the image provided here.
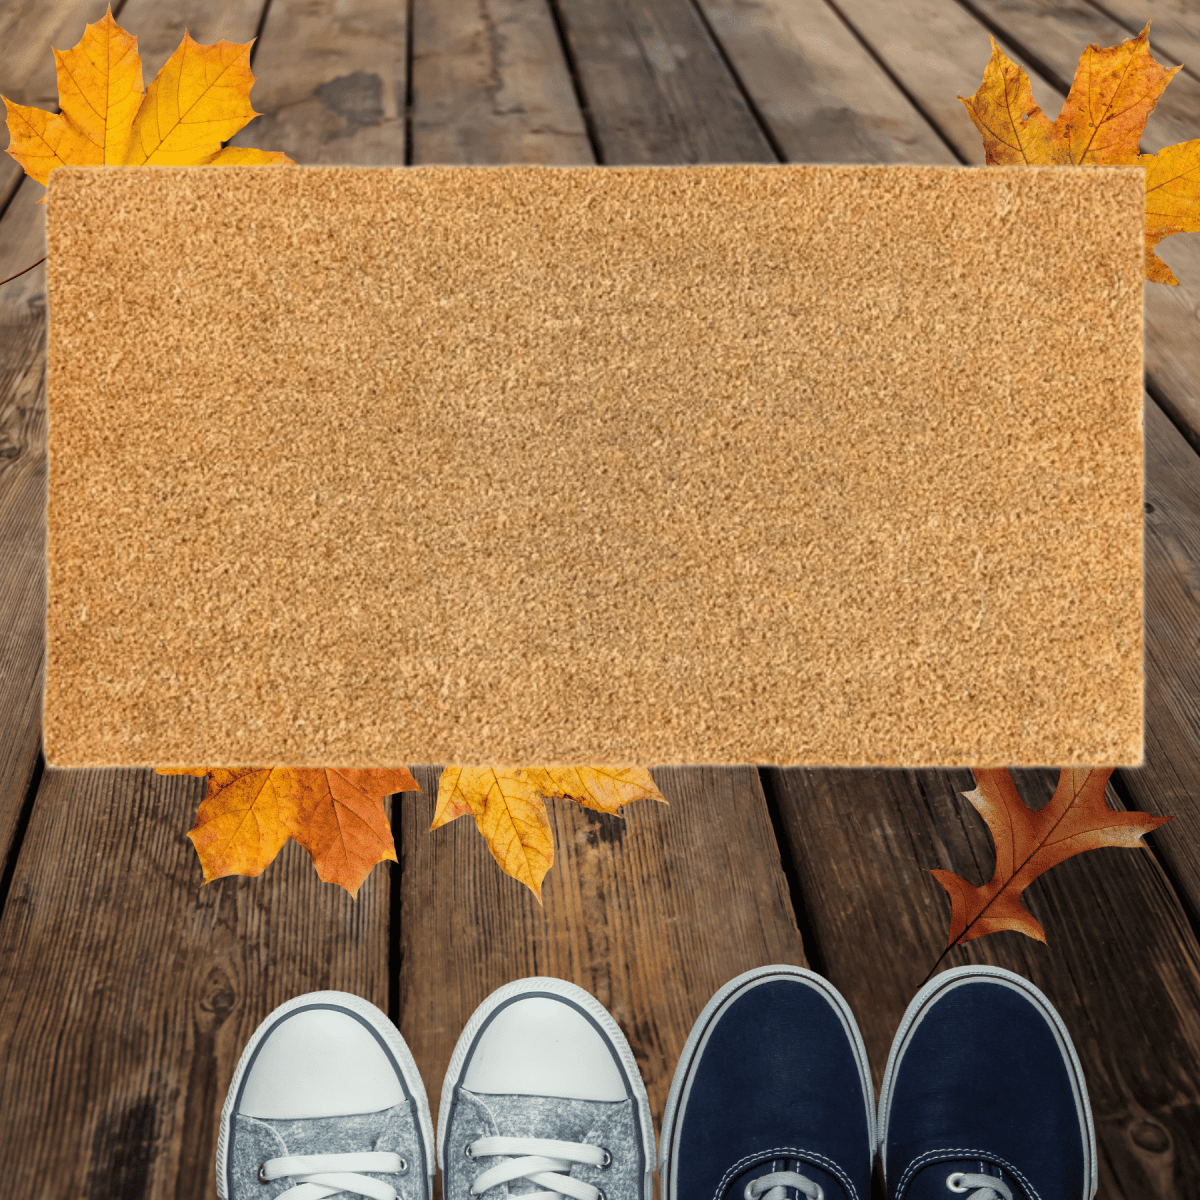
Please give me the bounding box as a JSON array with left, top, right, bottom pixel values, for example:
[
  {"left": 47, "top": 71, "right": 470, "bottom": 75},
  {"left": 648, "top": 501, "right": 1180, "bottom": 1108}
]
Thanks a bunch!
[
  {"left": 877, "top": 966, "right": 1097, "bottom": 1200},
  {"left": 660, "top": 965, "right": 876, "bottom": 1200}
]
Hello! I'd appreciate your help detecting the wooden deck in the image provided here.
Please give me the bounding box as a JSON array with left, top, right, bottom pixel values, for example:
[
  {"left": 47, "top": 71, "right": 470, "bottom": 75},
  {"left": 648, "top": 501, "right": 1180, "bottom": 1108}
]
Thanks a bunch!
[{"left": 2, "top": 1, "right": 1199, "bottom": 1197}]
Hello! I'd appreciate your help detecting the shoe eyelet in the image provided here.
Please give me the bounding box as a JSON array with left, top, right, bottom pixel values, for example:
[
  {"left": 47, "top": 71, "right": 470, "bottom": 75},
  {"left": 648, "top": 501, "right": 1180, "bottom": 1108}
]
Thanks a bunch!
[
  {"left": 946, "top": 1175, "right": 967, "bottom": 1194},
  {"left": 397, "top": 1157, "right": 409, "bottom": 1174},
  {"left": 258, "top": 1164, "right": 270, "bottom": 1185},
  {"left": 464, "top": 1142, "right": 475, "bottom": 1159},
  {"left": 596, "top": 1190, "right": 606, "bottom": 1200},
  {"left": 599, "top": 1149, "right": 612, "bottom": 1169}
]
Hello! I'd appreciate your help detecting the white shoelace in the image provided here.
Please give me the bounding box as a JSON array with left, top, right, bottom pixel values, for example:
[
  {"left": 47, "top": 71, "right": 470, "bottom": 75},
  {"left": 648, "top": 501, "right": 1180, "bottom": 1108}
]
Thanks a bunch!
[
  {"left": 259, "top": 1151, "right": 407, "bottom": 1199},
  {"left": 744, "top": 1171, "right": 824, "bottom": 1200},
  {"left": 466, "top": 1134, "right": 611, "bottom": 1200},
  {"left": 946, "top": 1171, "right": 1013, "bottom": 1200}
]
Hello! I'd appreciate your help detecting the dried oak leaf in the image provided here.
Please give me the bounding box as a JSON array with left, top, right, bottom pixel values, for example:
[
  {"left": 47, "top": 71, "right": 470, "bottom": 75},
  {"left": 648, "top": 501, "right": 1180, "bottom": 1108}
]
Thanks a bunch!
[
  {"left": 432, "top": 766, "right": 667, "bottom": 902},
  {"left": 156, "top": 766, "right": 419, "bottom": 897},
  {"left": 958, "top": 22, "right": 1200, "bottom": 284},
  {"left": 2, "top": 4, "right": 292, "bottom": 204},
  {"left": 932, "top": 767, "right": 1173, "bottom": 946}
]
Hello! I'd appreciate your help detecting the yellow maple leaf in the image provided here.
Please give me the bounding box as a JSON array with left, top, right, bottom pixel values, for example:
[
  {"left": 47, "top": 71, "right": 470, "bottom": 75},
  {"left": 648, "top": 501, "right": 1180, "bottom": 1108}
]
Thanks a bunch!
[
  {"left": 958, "top": 22, "right": 1200, "bottom": 284},
  {"left": 157, "top": 766, "right": 418, "bottom": 897},
  {"left": 432, "top": 766, "right": 667, "bottom": 902},
  {"left": 1141, "top": 139, "right": 1200, "bottom": 284},
  {"left": 2, "top": 5, "right": 292, "bottom": 204}
]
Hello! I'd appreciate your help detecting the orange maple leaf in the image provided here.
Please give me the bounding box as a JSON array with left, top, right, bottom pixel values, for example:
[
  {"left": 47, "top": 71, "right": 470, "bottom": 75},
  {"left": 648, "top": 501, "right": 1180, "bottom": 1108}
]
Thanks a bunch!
[
  {"left": 2, "top": 5, "right": 293, "bottom": 204},
  {"left": 931, "top": 767, "right": 1173, "bottom": 946},
  {"left": 157, "top": 766, "right": 419, "bottom": 897},
  {"left": 432, "top": 766, "right": 667, "bottom": 902},
  {"left": 959, "top": 22, "right": 1200, "bottom": 284}
]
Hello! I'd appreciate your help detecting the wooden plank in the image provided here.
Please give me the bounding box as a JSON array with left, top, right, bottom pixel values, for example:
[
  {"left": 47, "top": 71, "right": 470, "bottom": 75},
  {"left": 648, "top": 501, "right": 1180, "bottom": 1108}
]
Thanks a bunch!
[
  {"left": 116, "top": 0, "right": 266, "bottom": 75},
  {"left": 765, "top": 764, "right": 1200, "bottom": 1200},
  {"left": 399, "top": 766, "right": 806, "bottom": 1132},
  {"left": 0, "top": 182, "right": 50, "bottom": 310},
  {"left": 697, "top": 0, "right": 957, "bottom": 163},
  {"left": 1136, "top": 395, "right": 1200, "bottom": 897},
  {"left": 1086, "top": 0, "right": 1200, "bottom": 79},
  {"left": 225, "top": 0, "right": 409, "bottom": 165},
  {"left": 0, "top": 768, "right": 391, "bottom": 1198},
  {"left": 553, "top": 0, "right": 777, "bottom": 163},
  {"left": 935, "top": 0, "right": 1200, "bottom": 450},
  {"left": 0, "top": 307, "right": 45, "bottom": 869},
  {"left": 410, "top": 0, "right": 592, "bottom": 165},
  {"left": 802, "top": 0, "right": 1062, "bottom": 164}
]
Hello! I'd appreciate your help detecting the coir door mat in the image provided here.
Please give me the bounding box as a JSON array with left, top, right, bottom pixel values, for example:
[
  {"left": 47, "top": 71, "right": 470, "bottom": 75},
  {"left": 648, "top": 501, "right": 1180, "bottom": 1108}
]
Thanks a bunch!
[{"left": 44, "top": 164, "right": 1144, "bottom": 768}]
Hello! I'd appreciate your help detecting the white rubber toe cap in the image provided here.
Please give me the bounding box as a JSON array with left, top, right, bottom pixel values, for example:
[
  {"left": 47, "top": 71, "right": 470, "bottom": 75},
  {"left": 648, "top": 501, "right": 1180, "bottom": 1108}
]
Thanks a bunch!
[
  {"left": 239, "top": 1007, "right": 405, "bottom": 1119},
  {"left": 462, "top": 996, "right": 628, "bottom": 1101}
]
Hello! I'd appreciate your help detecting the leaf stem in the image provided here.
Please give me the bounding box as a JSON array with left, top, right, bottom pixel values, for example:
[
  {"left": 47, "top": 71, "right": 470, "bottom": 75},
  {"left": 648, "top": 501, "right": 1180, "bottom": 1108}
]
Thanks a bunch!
[
  {"left": 0, "top": 256, "right": 46, "bottom": 288},
  {"left": 916, "top": 945, "right": 953, "bottom": 991}
]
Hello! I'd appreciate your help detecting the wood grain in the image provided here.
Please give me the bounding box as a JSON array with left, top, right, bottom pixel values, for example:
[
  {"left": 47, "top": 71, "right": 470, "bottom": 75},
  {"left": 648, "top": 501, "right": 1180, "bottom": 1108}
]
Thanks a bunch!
[
  {"left": 1133, "top": 395, "right": 1200, "bottom": 909},
  {"left": 0, "top": 183, "right": 50, "bottom": 310},
  {"left": 0, "top": 307, "right": 45, "bottom": 869},
  {"left": 0, "top": 768, "right": 391, "bottom": 1200},
  {"left": 552, "top": 0, "right": 777, "bottom": 163},
  {"left": 765, "top": 763, "right": 1200, "bottom": 1200},
  {"left": 225, "top": 0, "right": 409, "bottom": 166},
  {"left": 410, "top": 0, "right": 592, "bottom": 165},
  {"left": 697, "top": 0, "right": 956, "bottom": 164},
  {"left": 819, "top": 0, "right": 1063, "bottom": 163},
  {"left": 398, "top": 765, "right": 805, "bottom": 1132}
]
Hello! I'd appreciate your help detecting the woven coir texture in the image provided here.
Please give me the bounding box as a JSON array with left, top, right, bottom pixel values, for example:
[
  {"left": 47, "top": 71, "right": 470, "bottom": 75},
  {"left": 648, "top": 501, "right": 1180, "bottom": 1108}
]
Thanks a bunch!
[{"left": 45, "top": 164, "right": 1144, "bottom": 768}]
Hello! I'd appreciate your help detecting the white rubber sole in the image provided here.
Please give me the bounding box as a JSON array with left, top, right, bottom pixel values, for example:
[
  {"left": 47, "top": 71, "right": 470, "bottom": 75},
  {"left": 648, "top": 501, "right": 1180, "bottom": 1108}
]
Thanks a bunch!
[
  {"left": 437, "top": 976, "right": 656, "bottom": 1200},
  {"left": 216, "top": 990, "right": 435, "bottom": 1200},
  {"left": 658, "top": 964, "right": 876, "bottom": 1200},
  {"left": 876, "top": 965, "right": 1097, "bottom": 1200}
]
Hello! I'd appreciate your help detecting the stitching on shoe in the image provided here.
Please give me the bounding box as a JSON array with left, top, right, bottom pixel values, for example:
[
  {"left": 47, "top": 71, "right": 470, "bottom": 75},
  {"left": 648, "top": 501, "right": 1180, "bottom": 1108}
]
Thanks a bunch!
[
  {"left": 244, "top": 1116, "right": 290, "bottom": 1156},
  {"left": 712, "top": 1147, "right": 859, "bottom": 1200},
  {"left": 241, "top": 1116, "right": 289, "bottom": 1187},
  {"left": 893, "top": 1148, "right": 1044, "bottom": 1200}
]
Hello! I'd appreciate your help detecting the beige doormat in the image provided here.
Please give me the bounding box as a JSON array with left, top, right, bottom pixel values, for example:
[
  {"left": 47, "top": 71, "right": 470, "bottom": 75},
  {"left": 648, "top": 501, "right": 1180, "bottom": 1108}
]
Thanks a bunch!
[{"left": 44, "top": 163, "right": 1144, "bottom": 769}]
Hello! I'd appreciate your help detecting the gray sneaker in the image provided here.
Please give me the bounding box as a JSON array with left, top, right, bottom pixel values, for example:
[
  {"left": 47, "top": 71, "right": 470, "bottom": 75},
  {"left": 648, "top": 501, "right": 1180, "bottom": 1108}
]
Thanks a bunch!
[
  {"left": 217, "top": 991, "right": 435, "bottom": 1200},
  {"left": 438, "top": 978, "right": 655, "bottom": 1200}
]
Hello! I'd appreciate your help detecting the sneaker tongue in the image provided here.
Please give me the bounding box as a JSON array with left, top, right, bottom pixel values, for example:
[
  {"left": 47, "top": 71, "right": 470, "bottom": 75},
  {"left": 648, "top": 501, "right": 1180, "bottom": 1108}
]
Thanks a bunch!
[
  {"left": 726, "top": 1155, "right": 854, "bottom": 1200},
  {"left": 238, "top": 1105, "right": 407, "bottom": 1200},
  {"left": 256, "top": 1106, "right": 397, "bottom": 1155},
  {"left": 466, "top": 1091, "right": 627, "bottom": 1197},
  {"left": 899, "top": 1159, "right": 1026, "bottom": 1200},
  {"left": 469, "top": 1091, "right": 620, "bottom": 1142}
]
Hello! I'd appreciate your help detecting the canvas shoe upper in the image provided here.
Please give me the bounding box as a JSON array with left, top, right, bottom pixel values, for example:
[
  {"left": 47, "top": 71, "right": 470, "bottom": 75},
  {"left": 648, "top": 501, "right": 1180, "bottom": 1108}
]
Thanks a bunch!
[
  {"left": 659, "top": 965, "right": 876, "bottom": 1200},
  {"left": 217, "top": 991, "right": 435, "bottom": 1200},
  {"left": 877, "top": 966, "right": 1097, "bottom": 1200},
  {"left": 438, "top": 978, "right": 655, "bottom": 1200}
]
